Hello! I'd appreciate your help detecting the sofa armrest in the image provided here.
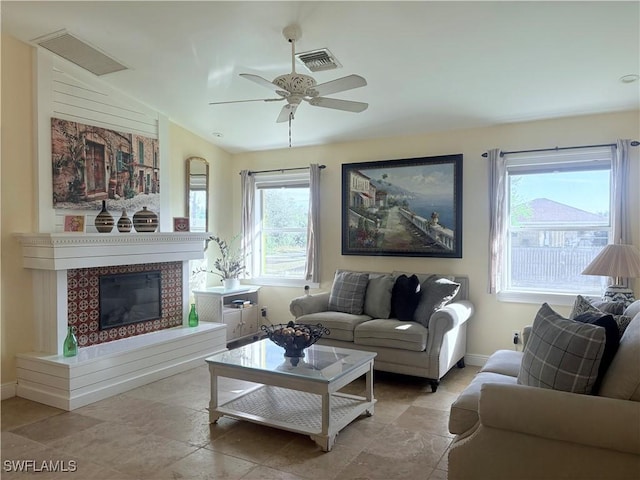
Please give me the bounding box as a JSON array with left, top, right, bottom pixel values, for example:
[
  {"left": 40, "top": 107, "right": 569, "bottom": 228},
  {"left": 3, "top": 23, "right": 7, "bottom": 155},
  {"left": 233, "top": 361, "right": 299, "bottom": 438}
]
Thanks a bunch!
[
  {"left": 479, "top": 383, "right": 640, "bottom": 455},
  {"left": 426, "top": 300, "right": 474, "bottom": 353},
  {"left": 289, "top": 292, "right": 330, "bottom": 318}
]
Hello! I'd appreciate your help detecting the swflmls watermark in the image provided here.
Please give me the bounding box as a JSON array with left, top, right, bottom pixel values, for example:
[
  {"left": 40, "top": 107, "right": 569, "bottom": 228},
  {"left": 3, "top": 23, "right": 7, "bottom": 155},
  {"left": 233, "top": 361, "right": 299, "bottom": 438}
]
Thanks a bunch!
[{"left": 3, "top": 459, "right": 78, "bottom": 473}]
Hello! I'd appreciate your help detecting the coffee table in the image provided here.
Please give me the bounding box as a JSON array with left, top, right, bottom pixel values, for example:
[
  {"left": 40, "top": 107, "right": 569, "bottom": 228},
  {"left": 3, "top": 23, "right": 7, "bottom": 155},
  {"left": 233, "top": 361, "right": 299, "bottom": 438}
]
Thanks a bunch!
[{"left": 206, "top": 339, "right": 376, "bottom": 451}]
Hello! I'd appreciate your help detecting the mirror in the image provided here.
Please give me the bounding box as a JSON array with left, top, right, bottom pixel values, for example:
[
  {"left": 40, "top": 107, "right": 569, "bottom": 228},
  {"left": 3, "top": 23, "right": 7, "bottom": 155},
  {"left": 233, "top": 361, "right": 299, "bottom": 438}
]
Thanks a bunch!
[{"left": 186, "top": 156, "right": 209, "bottom": 232}]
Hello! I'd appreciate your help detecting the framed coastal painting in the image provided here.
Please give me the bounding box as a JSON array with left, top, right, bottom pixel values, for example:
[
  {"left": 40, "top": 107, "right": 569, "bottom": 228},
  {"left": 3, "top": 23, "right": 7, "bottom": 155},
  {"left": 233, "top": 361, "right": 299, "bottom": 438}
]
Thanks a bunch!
[{"left": 342, "top": 154, "right": 463, "bottom": 258}]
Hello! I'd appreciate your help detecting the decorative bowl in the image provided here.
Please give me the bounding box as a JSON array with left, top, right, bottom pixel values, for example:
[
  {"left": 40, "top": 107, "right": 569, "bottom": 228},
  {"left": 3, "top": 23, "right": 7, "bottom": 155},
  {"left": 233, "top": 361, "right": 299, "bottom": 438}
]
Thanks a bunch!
[{"left": 261, "top": 321, "right": 330, "bottom": 358}]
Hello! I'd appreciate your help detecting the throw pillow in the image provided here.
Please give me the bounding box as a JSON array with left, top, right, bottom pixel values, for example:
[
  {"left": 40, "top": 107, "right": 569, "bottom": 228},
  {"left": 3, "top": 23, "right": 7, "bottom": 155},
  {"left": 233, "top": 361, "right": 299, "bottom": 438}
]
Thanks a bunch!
[
  {"left": 590, "top": 300, "right": 626, "bottom": 316},
  {"left": 327, "top": 271, "right": 369, "bottom": 315},
  {"left": 570, "top": 295, "right": 632, "bottom": 337},
  {"left": 517, "top": 303, "right": 605, "bottom": 394},
  {"left": 390, "top": 274, "right": 421, "bottom": 321},
  {"left": 413, "top": 276, "right": 461, "bottom": 328},
  {"left": 572, "top": 312, "right": 620, "bottom": 394},
  {"left": 363, "top": 274, "right": 395, "bottom": 319}
]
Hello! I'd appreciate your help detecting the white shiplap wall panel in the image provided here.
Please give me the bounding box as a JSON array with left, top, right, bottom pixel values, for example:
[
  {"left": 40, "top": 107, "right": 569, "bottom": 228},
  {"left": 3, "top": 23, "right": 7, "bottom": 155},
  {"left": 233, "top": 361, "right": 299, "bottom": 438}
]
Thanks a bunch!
[{"left": 36, "top": 50, "right": 167, "bottom": 233}]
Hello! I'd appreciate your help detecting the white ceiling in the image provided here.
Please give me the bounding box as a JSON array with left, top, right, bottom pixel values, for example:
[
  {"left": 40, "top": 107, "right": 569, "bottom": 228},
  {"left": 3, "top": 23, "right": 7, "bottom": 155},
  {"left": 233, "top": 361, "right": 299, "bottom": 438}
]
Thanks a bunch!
[{"left": 2, "top": 1, "right": 639, "bottom": 154}]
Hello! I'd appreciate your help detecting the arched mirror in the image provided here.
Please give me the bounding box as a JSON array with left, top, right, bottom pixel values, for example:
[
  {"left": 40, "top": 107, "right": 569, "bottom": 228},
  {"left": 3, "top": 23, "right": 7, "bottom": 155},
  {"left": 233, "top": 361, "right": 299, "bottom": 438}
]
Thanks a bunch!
[{"left": 186, "top": 156, "right": 209, "bottom": 232}]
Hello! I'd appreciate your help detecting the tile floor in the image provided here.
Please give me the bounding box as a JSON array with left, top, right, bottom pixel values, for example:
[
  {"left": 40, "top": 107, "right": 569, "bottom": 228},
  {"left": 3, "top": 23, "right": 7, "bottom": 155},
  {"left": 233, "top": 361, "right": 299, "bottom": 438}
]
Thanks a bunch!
[{"left": 2, "top": 361, "right": 478, "bottom": 480}]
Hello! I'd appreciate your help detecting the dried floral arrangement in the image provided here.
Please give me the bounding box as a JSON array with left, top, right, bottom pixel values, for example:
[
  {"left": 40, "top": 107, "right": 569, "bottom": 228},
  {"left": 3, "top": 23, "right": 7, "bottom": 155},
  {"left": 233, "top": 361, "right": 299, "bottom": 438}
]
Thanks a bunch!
[{"left": 198, "top": 235, "right": 246, "bottom": 280}]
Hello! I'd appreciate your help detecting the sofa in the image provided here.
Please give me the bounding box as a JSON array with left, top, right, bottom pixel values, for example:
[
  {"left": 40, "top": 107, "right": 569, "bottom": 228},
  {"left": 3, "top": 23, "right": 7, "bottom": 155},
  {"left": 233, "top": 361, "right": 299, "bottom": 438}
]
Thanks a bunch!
[
  {"left": 447, "top": 298, "right": 640, "bottom": 479},
  {"left": 289, "top": 270, "right": 474, "bottom": 392}
]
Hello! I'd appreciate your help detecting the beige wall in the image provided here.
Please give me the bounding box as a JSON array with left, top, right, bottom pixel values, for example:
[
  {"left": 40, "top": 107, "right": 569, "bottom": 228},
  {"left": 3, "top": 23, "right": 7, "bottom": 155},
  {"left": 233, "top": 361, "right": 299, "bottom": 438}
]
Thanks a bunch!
[
  {"left": 2, "top": 32, "right": 639, "bottom": 385},
  {"left": 232, "top": 111, "right": 640, "bottom": 360},
  {"left": 1, "top": 34, "right": 36, "bottom": 385}
]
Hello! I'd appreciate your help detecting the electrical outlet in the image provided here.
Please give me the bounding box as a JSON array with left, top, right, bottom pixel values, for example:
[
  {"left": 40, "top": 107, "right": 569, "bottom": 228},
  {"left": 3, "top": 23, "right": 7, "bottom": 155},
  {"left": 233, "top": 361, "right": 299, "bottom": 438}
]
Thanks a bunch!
[
  {"left": 512, "top": 330, "right": 520, "bottom": 345},
  {"left": 261, "top": 307, "right": 267, "bottom": 317}
]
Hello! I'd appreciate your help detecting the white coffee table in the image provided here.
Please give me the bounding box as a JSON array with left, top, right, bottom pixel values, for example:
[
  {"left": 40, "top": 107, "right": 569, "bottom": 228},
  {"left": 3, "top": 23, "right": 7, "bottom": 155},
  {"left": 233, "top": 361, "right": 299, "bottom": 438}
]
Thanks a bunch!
[{"left": 206, "top": 339, "right": 376, "bottom": 451}]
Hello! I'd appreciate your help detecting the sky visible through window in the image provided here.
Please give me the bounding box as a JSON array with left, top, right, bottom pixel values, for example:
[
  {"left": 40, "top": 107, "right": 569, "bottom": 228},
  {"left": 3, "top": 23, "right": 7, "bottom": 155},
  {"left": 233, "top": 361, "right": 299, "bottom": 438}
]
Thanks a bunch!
[{"left": 515, "top": 170, "right": 610, "bottom": 215}]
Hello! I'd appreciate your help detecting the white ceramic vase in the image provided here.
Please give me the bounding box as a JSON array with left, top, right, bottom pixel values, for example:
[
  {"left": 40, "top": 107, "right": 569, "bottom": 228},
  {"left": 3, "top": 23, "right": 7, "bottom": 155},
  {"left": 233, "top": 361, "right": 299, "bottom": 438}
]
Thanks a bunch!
[{"left": 223, "top": 278, "right": 240, "bottom": 290}]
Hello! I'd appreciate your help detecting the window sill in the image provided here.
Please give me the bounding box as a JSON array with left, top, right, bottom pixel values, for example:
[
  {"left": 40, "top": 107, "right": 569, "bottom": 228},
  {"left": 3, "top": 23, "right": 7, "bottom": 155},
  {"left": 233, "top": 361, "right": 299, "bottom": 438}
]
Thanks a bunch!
[
  {"left": 497, "top": 290, "right": 601, "bottom": 306},
  {"left": 248, "top": 277, "right": 320, "bottom": 289}
]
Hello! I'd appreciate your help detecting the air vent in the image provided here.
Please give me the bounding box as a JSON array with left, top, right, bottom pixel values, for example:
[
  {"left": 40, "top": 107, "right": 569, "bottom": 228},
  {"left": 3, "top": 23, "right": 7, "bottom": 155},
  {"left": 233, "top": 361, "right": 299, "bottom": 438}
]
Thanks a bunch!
[
  {"left": 32, "top": 30, "right": 127, "bottom": 76},
  {"left": 295, "top": 48, "right": 342, "bottom": 72}
]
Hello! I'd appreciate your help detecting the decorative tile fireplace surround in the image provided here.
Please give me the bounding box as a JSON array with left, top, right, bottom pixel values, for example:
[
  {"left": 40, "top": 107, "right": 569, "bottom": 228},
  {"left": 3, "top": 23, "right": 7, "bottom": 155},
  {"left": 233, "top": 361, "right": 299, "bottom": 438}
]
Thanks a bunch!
[{"left": 13, "top": 233, "right": 227, "bottom": 410}]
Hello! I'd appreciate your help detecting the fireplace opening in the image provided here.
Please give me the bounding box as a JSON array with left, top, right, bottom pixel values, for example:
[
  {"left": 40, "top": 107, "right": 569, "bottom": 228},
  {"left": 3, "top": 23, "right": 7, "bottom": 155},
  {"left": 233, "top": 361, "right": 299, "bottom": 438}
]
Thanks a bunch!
[{"left": 99, "top": 271, "right": 162, "bottom": 330}]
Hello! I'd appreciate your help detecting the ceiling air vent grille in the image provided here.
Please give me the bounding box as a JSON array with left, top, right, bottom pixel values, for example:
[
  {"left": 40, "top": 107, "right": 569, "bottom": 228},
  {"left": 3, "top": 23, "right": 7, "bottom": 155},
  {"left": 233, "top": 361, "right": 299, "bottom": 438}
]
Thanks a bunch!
[
  {"left": 295, "top": 48, "right": 342, "bottom": 72},
  {"left": 33, "top": 30, "right": 127, "bottom": 76}
]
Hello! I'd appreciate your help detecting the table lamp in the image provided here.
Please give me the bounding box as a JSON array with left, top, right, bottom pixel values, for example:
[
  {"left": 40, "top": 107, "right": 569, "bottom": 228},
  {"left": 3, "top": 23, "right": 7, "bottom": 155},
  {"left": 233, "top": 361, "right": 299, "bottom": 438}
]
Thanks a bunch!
[{"left": 581, "top": 243, "right": 640, "bottom": 304}]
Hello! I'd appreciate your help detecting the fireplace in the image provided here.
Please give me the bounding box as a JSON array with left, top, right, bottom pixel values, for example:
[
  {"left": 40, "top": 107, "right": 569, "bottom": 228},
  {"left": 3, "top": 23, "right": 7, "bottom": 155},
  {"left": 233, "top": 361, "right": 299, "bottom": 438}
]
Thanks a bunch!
[
  {"left": 100, "top": 270, "right": 162, "bottom": 330},
  {"left": 14, "top": 232, "right": 227, "bottom": 410},
  {"left": 67, "top": 262, "right": 182, "bottom": 347}
]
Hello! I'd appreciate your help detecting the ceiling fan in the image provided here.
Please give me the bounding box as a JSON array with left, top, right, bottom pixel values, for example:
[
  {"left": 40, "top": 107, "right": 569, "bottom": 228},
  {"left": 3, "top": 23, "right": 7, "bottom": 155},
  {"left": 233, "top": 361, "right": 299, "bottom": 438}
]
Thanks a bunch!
[{"left": 209, "top": 25, "right": 368, "bottom": 123}]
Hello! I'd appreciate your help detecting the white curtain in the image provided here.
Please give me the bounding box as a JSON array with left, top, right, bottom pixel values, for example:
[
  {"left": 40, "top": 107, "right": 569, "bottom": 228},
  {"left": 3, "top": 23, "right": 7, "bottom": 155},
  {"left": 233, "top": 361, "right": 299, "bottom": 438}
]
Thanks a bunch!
[
  {"left": 611, "top": 139, "right": 632, "bottom": 288},
  {"left": 487, "top": 148, "right": 506, "bottom": 294},
  {"left": 240, "top": 170, "right": 255, "bottom": 278},
  {"left": 304, "top": 164, "right": 321, "bottom": 282}
]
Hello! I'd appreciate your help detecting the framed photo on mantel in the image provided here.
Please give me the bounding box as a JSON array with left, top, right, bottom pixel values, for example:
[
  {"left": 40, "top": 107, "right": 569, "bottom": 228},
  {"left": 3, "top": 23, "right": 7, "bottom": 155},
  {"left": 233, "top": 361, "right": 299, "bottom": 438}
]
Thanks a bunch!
[
  {"left": 342, "top": 154, "right": 463, "bottom": 258},
  {"left": 173, "top": 217, "right": 190, "bottom": 232},
  {"left": 63, "top": 214, "right": 86, "bottom": 233}
]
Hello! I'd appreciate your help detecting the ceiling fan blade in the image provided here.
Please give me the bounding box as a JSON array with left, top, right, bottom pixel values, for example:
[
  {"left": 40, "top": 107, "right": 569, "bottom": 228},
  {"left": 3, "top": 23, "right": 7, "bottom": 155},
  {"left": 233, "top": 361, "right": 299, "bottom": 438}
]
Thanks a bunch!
[
  {"left": 240, "top": 73, "right": 284, "bottom": 94},
  {"left": 308, "top": 97, "right": 368, "bottom": 113},
  {"left": 209, "top": 98, "right": 284, "bottom": 105},
  {"left": 276, "top": 103, "right": 298, "bottom": 123},
  {"left": 307, "top": 74, "right": 367, "bottom": 97}
]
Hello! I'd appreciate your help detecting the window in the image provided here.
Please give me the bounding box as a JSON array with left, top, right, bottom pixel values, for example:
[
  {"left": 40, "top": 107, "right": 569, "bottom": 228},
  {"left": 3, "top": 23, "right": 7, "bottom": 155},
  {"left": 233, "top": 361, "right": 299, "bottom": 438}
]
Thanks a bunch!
[
  {"left": 500, "top": 147, "right": 613, "bottom": 301},
  {"left": 252, "top": 172, "right": 310, "bottom": 285}
]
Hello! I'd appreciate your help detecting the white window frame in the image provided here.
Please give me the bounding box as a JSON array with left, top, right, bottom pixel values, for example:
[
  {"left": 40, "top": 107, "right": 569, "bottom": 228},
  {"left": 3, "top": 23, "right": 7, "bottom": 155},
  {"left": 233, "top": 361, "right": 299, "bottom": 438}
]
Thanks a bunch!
[
  {"left": 497, "top": 147, "right": 613, "bottom": 305},
  {"left": 249, "top": 171, "right": 317, "bottom": 288}
]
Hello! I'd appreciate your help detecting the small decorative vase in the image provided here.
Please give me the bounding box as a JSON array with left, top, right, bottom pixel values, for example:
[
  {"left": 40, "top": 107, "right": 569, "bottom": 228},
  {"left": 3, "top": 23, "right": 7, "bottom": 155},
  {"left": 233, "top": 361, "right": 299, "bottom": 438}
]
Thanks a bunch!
[
  {"left": 133, "top": 207, "right": 159, "bottom": 232},
  {"left": 188, "top": 303, "right": 199, "bottom": 327},
  {"left": 63, "top": 326, "right": 78, "bottom": 357},
  {"left": 94, "top": 200, "right": 114, "bottom": 233},
  {"left": 117, "top": 209, "right": 132, "bottom": 233},
  {"left": 223, "top": 278, "right": 240, "bottom": 290}
]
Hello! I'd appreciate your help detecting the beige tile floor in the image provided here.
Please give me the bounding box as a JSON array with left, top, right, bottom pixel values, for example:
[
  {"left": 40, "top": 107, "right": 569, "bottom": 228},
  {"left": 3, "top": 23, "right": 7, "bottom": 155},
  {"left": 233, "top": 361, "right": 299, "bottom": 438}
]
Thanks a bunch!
[{"left": 1, "top": 361, "right": 478, "bottom": 480}]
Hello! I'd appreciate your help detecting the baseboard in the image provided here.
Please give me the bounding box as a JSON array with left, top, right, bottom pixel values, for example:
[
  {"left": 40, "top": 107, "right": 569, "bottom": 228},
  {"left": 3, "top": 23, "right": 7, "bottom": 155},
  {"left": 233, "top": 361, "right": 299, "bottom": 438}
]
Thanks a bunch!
[
  {"left": 464, "top": 354, "right": 490, "bottom": 367},
  {"left": 1, "top": 381, "right": 17, "bottom": 400}
]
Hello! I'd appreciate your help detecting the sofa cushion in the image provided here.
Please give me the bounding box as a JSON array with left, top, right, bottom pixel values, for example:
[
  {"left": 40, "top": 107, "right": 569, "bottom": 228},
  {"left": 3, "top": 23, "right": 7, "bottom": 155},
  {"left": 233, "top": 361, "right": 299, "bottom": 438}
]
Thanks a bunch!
[
  {"left": 296, "top": 311, "right": 371, "bottom": 342},
  {"left": 328, "top": 271, "right": 369, "bottom": 315},
  {"left": 390, "top": 274, "right": 421, "bottom": 321},
  {"left": 517, "top": 303, "right": 605, "bottom": 394},
  {"left": 573, "top": 312, "right": 620, "bottom": 394},
  {"left": 449, "top": 371, "right": 518, "bottom": 434},
  {"left": 354, "top": 319, "right": 428, "bottom": 351},
  {"left": 599, "top": 314, "right": 640, "bottom": 401},
  {"left": 413, "top": 276, "right": 461, "bottom": 328},
  {"left": 570, "top": 294, "right": 632, "bottom": 337},
  {"left": 364, "top": 274, "right": 394, "bottom": 319},
  {"left": 479, "top": 349, "right": 524, "bottom": 377}
]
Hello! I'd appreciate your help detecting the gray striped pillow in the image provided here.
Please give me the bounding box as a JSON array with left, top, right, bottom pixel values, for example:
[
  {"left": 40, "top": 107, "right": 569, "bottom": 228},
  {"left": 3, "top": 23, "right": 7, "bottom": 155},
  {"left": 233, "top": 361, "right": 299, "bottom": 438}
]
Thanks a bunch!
[{"left": 517, "top": 303, "right": 605, "bottom": 394}]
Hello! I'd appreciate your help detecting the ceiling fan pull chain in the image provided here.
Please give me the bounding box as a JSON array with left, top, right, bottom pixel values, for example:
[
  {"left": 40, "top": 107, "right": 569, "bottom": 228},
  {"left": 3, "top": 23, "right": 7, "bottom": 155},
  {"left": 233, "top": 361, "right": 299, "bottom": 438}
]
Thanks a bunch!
[{"left": 288, "top": 113, "right": 292, "bottom": 148}]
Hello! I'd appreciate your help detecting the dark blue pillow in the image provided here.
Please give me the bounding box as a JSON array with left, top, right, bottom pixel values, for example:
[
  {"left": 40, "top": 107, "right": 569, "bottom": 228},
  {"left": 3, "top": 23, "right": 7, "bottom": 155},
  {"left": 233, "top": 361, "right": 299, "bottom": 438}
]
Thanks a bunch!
[
  {"left": 573, "top": 312, "right": 620, "bottom": 394},
  {"left": 391, "top": 274, "right": 421, "bottom": 321}
]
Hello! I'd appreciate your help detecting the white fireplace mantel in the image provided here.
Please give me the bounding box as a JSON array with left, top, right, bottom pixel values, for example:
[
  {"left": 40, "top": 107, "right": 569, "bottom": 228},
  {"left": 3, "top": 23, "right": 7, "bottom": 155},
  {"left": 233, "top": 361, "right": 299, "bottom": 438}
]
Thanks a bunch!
[{"left": 15, "top": 232, "right": 211, "bottom": 270}]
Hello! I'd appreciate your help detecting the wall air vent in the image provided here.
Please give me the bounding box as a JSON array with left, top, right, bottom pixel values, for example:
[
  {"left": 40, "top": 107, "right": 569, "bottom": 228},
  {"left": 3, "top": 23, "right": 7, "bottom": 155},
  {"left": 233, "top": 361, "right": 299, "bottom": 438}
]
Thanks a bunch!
[
  {"left": 295, "top": 48, "right": 342, "bottom": 72},
  {"left": 32, "top": 29, "right": 128, "bottom": 76}
]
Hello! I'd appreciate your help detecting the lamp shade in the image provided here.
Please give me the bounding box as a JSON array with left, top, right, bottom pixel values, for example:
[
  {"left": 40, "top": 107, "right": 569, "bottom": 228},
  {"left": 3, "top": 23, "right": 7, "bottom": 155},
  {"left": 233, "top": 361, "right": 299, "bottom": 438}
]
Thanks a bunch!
[{"left": 581, "top": 244, "right": 640, "bottom": 278}]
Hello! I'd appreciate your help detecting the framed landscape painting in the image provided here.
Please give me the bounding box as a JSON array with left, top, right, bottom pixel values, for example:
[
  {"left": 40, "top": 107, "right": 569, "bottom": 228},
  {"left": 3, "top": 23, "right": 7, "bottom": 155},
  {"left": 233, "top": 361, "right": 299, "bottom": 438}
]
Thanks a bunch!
[{"left": 342, "top": 154, "right": 463, "bottom": 258}]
